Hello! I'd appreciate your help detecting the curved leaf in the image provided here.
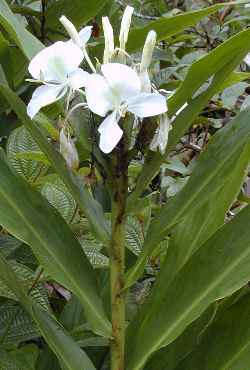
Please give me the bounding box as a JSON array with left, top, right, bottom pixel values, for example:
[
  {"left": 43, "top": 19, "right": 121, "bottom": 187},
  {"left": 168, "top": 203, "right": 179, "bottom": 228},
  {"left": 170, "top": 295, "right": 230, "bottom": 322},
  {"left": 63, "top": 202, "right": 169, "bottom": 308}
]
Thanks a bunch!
[{"left": 0, "top": 158, "right": 111, "bottom": 337}]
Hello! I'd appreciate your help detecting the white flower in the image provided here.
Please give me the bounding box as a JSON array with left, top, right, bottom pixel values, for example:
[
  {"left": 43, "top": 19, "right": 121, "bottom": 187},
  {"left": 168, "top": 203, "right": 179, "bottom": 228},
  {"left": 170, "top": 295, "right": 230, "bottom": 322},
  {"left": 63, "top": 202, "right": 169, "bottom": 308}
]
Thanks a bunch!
[
  {"left": 140, "top": 30, "right": 157, "bottom": 92},
  {"left": 60, "top": 15, "right": 92, "bottom": 50},
  {"left": 60, "top": 128, "right": 79, "bottom": 170},
  {"left": 85, "top": 63, "right": 167, "bottom": 153},
  {"left": 150, "top": 114, "right": 171, "bottom": 154},
  {"left": 244, "top": 53, "right": 250, "bottom": 66},
  {"left": 60, "top": 15, "right": 96, "bottom": 73},
  {"left": 140, "top": 30, "right": 157, "bottom": 73},
  {"left": 119, "top": 6, "right": 134, "bottom": 51},
  {"left": 102, "top": 16, "right": 114, "bottom": 64},
  {"left": 27, "top": 41, "right": 89, "bottom": 119}
]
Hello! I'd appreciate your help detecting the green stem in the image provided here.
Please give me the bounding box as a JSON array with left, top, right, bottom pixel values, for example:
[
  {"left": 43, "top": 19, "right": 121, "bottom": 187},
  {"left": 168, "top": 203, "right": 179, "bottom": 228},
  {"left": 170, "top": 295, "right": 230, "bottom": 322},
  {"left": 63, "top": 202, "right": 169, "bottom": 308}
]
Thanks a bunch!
[{"left": 110, "top": 137, "right": 128, "bottom": 370}]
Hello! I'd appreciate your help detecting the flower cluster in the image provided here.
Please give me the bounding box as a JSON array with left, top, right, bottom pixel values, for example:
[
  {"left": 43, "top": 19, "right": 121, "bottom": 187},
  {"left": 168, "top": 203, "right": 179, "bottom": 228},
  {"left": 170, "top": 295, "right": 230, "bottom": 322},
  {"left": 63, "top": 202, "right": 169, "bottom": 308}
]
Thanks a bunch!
[{"left": 27, "top": 6, "right": 168, "bottom": 156}]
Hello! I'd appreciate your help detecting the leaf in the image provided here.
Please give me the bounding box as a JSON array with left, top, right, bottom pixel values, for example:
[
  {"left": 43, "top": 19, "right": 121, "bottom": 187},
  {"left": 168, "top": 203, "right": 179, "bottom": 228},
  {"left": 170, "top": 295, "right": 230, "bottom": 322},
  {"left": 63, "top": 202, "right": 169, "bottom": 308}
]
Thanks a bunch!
[
  {"left": 15, "top": 151, "right": 51, "bottom": 166},
  {"left": 0, "top": 303, "right": 38, "bottom": 345},
  {"left": 0, "top": 261, "right": 49, "bottom": 309},
  {"left": 175, "top": 294, "right": 250, "bottom": 370},
  {"left": 0, "top": 157, "right": 111, "bottom": 337},
  {"left": 126, "top": 3, "right": 239, "bottom": 53},
  {"left": 41, "top": 180, "right": 76, "bottom": 223},
  {"left": 126, "top": 107, "right": 250, "bottom": 288},
  {"left": 146, "top": 304, "right": 217, "bottom": 370},
  {"left": 0, "top": 235, "right": 22, "bottom": 258},
  {"left": 46, "top": 0, "right": 107, "bottom": 30},
  {"left": 7, "top": 126, "right": 49, "bottom": 182},
  {"left": 0, "top": 0, "right": 43, "bottom": 60},
  {"left": 127, "top": 28, "right": 250, "bottom": 211},
  {"left": 0, "top": 251, "right": 96, "bottom": 370},
  {"left": 79, "top": 238, "right": 109, "bottom": 268},
  {"left": 126, "top": 205, "right": 250, "bottom": 370},
  {"left": 0, "top": 84, "right": 110, "bottom": 244},
  {"left": 0, "top": 346, "right": 38, "bottom": 370},
  {"left": 125, "top": 217, "right": 144, "bottom": 256}
]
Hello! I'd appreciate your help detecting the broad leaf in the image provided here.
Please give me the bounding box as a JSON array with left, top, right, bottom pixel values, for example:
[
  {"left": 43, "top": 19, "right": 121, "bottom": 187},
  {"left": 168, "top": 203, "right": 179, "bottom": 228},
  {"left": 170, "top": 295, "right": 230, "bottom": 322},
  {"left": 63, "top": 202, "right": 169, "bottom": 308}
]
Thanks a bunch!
[
  {"left": 127, "top": 27, "right": 250, "bottom": 213},
  {"left": 127, "top": 3, "right": 243, "bottom": 53},
  {"left": 0, "top": 84, "right": 110, "bottom": 244},
  {"left": 0, "top": 252, "right": 96, "bottom": 370},
  {"left": 46, "top": 0, "right": 107, "bottom": 30},
  {"left": 126, "top": 205, "right": 250, "bottom": 370},
  {"left": 0, "top": 0, "right": 43, "bottom": 59},
  {"left": 175, "top": 294, "right": 250, "bottom": 370},
  {"left": 0, "top": 158, "right": 111, "bottom": 337}
]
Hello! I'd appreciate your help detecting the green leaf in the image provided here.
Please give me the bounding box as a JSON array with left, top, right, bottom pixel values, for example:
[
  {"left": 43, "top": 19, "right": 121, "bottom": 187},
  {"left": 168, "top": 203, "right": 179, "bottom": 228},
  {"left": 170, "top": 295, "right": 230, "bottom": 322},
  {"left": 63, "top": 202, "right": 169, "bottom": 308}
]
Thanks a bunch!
[
  {"left": 167, "top": 28, "right": 250, "bottom": 115},
  {"left": 0, "top": 157, "right": 111, "bottom": 337},
  {"left": 0, "top": 84, "right": 110, "bottom": 244},
  {"left": 0, "top": 252, "right": 96, "bottom": 370},
  {"left": 41, "top": 179, "right": 76, "bottom": 223},
  {"left": 175, "top": 294, "right": 250, "bottom": 370},
  {"left": 146, "top": 304, "right": 217, "bottom": 370},
  {"left": 126, "top": 205, "right": 250, "bottom": 370},
  {"left": 15, "top": 151, "right": 51, "bottom": 166},
  {"left": 126, "top": 107, "right": 250, "bottom": 288},
  {"left": 127, "top": 28, "right": 250, "bottom": 211},
  {"left": 0, "top": 261, "right": 49, "bottom": 309},
  {"left": 46, "top": 0, "right": 107, "bottom": 30},
  {"left": 127, "top": 3, "right": 239, "bottom": 53},
  {"left": 0, "top": 0, "right": 43, "bottom": 60},
  {"left": 7, "top": 126, "right": 49, "bottom": 182},
  {"left": 0, "top": 346, "right": 38, "bottom": 370},
  {"left": 0, "top": 303, "right": 38, "bottom": 345}
]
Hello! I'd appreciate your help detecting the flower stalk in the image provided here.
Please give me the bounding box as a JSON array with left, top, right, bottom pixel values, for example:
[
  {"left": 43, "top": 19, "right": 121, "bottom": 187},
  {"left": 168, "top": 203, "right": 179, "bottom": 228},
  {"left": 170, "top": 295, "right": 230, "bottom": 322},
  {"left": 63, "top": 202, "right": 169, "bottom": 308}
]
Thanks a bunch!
[{"left": 110, "top": 121, "right": 128, "bottom": 370}]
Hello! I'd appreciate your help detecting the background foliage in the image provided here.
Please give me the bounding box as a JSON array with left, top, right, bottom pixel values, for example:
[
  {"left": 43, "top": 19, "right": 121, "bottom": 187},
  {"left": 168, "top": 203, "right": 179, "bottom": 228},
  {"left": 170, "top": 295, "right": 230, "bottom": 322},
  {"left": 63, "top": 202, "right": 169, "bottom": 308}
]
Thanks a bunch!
[{"left": 1, "top": 0, "right": 250, "bottom": 369}]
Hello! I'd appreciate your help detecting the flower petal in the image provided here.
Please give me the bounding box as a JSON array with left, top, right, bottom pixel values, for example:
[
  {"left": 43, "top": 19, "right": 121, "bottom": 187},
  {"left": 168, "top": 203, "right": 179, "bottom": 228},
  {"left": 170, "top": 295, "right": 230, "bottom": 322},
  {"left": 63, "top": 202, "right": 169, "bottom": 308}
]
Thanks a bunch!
[
  {"left": 244, "top": 53, "right": 250, "bottom": 66},
  {"left": 79, "top": 26, "right": 93, "bottom": 45},
  {"left": 27, "top": 85, "right": 65, "bottom": 119},
  {"left": 98, "top": 111, "right": 123, "bottom": 153},
  {"left": 101, "top": 63, "right": 141, "bottom": 103},
  {"left": 28, "top": 41, "right": 83, "bottom": 82},
  {"left": 68, "top": 68, "right": 90, "bottom": 89},
  {"left": 150, "top": 114, "right": 171, "bottom": 154},
  {"left": 85, "top": 73, "right": 114, "bottom": 116},
  {"left": 127, "top": 92, "right": 167, "bottom": 118}
]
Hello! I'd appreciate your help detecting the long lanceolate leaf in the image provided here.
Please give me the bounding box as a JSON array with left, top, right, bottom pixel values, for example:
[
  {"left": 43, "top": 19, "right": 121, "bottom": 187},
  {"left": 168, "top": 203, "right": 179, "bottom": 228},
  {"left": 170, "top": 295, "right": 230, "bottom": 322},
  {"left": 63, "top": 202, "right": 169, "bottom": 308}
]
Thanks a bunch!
[
  {"left": 126, "top": 205, "right": 250, "bottom": 370},
  {"left": 0, "top": 158, "right": 111, "bottom": 337},
  {"left": 175, "top": 294, "right": 250, "bottom": 370},
  {"left": 126, "top": 106, "right": 250, "bottom": 287},
  {"left": 0, "top": 84, "right": 110, "bottom": 244},
  {"left": 0, "top": 252, "right": 96, "bottom": 370},
  {"left": 0, "top": 0, "right": 43, "bottom": 59},
  {"left": 127, "top": 2, "right": 235, "bottom": 53},
  {"left": 127, "top": 28, "right": 250, "bottom": 213}
]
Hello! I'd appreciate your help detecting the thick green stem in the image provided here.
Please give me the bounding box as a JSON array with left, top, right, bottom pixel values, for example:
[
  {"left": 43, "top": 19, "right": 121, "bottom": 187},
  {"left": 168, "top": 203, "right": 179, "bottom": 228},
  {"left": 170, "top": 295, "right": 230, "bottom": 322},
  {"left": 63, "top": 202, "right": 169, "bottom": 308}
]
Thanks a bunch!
[{"left": 110, "top": 138, "right": 128, "bottom": 370}]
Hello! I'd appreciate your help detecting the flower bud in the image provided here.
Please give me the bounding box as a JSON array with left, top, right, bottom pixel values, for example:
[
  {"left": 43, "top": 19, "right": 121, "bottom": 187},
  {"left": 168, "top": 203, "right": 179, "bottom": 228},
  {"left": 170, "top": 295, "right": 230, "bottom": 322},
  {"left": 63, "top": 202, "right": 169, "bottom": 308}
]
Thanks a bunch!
[
  {"left": 60, "top": 128, "right": 79, "bottom": 170},
  {"left": 140, "top": 30, "right": 157, "bottom": 73},
  {"left": 119, "top": 6, "right": 134, "bottom": 51},
  {"left": 102, "top": 16, "right": 114, "bottom": 64},
  {"left": 60, "top": 15, "right": 82, "bottom": 48},
  {"left": 150, "top": 113, "right": 171, "bottom": 155}
]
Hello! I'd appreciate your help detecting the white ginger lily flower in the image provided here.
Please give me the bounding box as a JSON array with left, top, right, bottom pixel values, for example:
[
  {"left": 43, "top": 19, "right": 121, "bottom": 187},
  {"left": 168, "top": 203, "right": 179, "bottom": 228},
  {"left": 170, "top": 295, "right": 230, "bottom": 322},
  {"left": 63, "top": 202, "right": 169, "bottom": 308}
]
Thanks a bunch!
[
  {"left": 60, "top": 15, "right": 96, "bottom": 73},
  {"left": 244, "top": 53, "right": 250, "bottom": 66},
  {"left": 150, "top": 114, "right": 171, "bottom": 155},
  {"left": 27, "top": 41, "right": 89, "bottom": 119},
  {"left": 118, "top": 6, "right": 134, "bottom": 62},
  {"left": 85, "top": 63, "right": 167, "bottom": 154},
  {"left": 60, "top": 15, "right": 92, "bottom": 50},
  {"left": 102, "top": 16, "right": 114, "bottom": 64},
  {"left": 119, "top": 6, "right": 134, "bottom": 51},
  {"left": 140, "top": 30, "right": 157, "bottom": 92},
  {"left": 60, "top": 128, "right": 79, "bottom": 170}
]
